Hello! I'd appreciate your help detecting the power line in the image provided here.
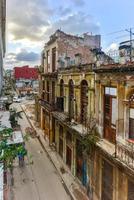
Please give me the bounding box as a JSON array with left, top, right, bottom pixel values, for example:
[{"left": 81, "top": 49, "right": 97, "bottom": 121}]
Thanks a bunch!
[{"left": 102, "top": 27, "right": 134, "bottom": 37}]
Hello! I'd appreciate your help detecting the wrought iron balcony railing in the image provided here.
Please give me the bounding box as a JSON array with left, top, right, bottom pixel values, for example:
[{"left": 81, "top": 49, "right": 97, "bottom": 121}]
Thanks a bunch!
[
  {"left": 39, "top": 99, "right": 56, "bottom": 111},
  {"left": 116, "top": 140, "right": 134, "bottom": 169}
]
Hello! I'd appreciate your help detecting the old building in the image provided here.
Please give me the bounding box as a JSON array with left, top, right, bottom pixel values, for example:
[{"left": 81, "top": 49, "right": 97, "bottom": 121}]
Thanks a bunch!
[
  {"left": 119, "top": 40, "right": 134, "bottom": 63},
  {"left": 52, "top": 64, "right": 96, "bottom": 186},
  {"left": 39, "top": 29, "right": 101, "bottom": 143},
  {"left": 0, "top": 0, "right": 6, "bottom": 94},
  {"left": 14, "top": 65, "right": 39, "bottom": 95},
  {"left": 90, "top": 63, "right": 134, "bottom": 200},
  {"left": 38, "top": 30, "right": 115, "bottom": 189}
]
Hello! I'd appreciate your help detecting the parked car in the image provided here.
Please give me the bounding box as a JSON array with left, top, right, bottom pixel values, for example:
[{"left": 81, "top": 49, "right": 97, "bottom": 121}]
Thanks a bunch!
[{"left": 13, "top": 97, "right": 22, "bottom": 103}]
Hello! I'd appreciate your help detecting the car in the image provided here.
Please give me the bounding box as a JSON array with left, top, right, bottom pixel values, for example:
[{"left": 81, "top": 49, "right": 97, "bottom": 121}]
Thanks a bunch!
[{"left": 13, "top": 97, "right": 22, "bottom": 103}]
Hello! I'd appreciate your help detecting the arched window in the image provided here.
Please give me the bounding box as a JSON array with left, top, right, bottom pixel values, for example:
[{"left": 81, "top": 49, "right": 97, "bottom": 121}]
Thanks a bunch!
[
  {"left": 129, "top": 94, "right": 134, "bottom": 139},
  {"left": 81, "top": 80, "right": 88, "bottom": 124},
  {"left": 60, "top": 79, "right": 64, "bottom": 97},
  {"left": 69, "top": 80, "right": 74, "bottom": 119}
]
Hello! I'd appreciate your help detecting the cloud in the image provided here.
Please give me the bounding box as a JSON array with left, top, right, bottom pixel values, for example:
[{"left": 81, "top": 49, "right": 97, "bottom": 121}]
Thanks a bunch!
[
  {"left": 16, "top": 50, "right": 39, "bottom": 62},
  {"left": 45, "top": 12, "right": 100, "bottom": 37},
  {"left": 72, "top": 0, "right": 85, "bottom": 6},
  {"left": 6, "top": 0, "right": 100, "bottom": 69},
  {"left": 5, "top": 49, "right": 40, "bottom": 68},
  {"left": 57, "top": 7, "right": 72, "bottom": 17},
  {"left": 7, "top": 0, "right": 52, "bottom": 42},
  {"left": 106, "top": 43, "right": 119, "bottom": 52},
  {"left": 7, "top": 0, "right": 99, "bottom": 44}
]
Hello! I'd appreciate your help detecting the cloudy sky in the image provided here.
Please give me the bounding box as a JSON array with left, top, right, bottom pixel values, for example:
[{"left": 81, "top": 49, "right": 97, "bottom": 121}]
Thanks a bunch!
[{"left": 6, "top": 0, "right": 134, "bottom": 68}]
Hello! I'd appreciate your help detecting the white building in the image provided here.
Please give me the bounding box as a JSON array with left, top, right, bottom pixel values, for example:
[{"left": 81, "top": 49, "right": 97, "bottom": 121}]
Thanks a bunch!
[{"left": 0, "top": 0, "right": 6, "bottom": 94}]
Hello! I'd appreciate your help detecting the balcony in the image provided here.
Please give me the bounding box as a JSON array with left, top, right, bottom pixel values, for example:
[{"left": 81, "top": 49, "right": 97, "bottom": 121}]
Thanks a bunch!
[
  {"left": 116, "top": 139, "right": 134, "bottom": 169},
  {"left": 39, "top": 99, "right": 56, "bottom": 112}
]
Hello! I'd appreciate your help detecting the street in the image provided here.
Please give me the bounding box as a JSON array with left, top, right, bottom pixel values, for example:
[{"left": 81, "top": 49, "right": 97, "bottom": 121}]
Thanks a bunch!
[{"left": 12, "top": 103, "right": 71, "bottom": 200}]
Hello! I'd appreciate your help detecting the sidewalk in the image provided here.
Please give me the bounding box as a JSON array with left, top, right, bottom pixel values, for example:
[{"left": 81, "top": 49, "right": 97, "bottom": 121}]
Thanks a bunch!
[{"left": 21, "top": 104, "right": 89, "bottom": 200}]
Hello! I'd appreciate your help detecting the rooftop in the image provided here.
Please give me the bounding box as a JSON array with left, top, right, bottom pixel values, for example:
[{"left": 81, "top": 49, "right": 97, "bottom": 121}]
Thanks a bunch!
[{"left": 94, "top": 62, "right": 134, "bottom": 73}]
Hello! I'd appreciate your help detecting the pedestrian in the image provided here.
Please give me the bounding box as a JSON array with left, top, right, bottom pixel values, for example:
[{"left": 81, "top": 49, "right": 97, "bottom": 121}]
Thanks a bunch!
[
  {"left": 18, "top": 144, "right": 27, "bottom": 167},
  {"left": 18, "top": 153, "right": 24, "bottom": 167}
]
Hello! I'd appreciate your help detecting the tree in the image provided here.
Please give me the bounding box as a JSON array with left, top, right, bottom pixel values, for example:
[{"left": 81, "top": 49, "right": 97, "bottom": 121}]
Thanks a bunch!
[
  {"left": 0, "top": 127, "right": 27, "bottom": 169},
  {"left": 9, "top": 109, "right": 23, "bottom": 128}
]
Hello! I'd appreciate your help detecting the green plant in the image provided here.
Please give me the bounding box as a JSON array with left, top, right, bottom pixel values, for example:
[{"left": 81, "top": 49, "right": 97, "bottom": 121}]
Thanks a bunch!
[
  {"left": 0, "top": 128, "right": 27, "bottom": 169},
  {"left": 80, "top": 117, "right": 100, "bottom": 158},
  {"left": 9, "top": 109, "right": 23, "bottom": 128}
]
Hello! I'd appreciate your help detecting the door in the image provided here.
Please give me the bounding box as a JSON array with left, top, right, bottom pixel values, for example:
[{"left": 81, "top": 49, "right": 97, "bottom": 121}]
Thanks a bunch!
[
  {"left": 52, "top": 47, "right": 56, "bottom": 72},
  {"left": 104, "top": 94, "right": 116, "bottom": 143},
  {"left": 104, "top": 95, "right": 111, "bottom": 140},
  {"left": 59, "top": 138, "right": 63, "bottom": 158},
  {"left": 102, "top": 160, "right": 113, "bottom": 200},
  {"left": 66, "top": 146, "right": 72, "bottom": 169}
]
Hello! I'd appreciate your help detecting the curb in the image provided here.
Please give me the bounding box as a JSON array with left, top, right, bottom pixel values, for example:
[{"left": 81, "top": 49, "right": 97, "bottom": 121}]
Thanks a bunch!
[{"left": 21, "top": 105, "right": 75, "bottom": 200}]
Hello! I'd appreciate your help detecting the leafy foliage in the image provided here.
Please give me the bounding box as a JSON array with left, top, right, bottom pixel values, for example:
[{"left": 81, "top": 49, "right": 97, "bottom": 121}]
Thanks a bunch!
[
  {"left": 9, "top": 108, "right": 23, "bottom": 128},
  {"left": 0, "top": 127, "right": 27, "bottom": 168},
  {"left": 79, "top": 117, "right": 100, "bottom": 158}
]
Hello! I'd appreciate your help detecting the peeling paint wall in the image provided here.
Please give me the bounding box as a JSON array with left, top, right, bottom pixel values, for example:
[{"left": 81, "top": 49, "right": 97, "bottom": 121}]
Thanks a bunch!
[{"left": 42, "top": 30, "right": 102, "bottom": 73}]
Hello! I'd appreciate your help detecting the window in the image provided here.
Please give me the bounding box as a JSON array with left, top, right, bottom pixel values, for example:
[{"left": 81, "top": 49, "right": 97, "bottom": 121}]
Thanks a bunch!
[
  {"left": 59, "top": 125, "right": 63, "bottom": 138},
  {"left": 66, "top": 132, "right": 72, "bottom": 143},
  {"left": 104, "top": 87, "right": 117, "bottom": 143},
  {"left": 69, "top": 80, "right": 74, "bottom": 119},
  {"left": 60, "top": 79, "right": 64, "bottom": 97},
  {"left": 52, "top": 47, "right": 56, "bottom": 72},
  {"left": 129, "top": 108, "right": 134, "bottom": 139},
  {"left": 46, "top": 81, "right": 50, "bottom": 102},
  {"left": 47, "top": 50, "right": 50, "bottom": 70},
  {"left": 111, "top": 98, "right": 117, "bottom": 125},
  {"left": 52, "top": 81, "right": 55, "bottom": 104},
  {"left": 105, "top": 87, "right": 117, "bottom": 96},
  {"left": 81, "top": 80, "right": 88, "bottom": 124}
]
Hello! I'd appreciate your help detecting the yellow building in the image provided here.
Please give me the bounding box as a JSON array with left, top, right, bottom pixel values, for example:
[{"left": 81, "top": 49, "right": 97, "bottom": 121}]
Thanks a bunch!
[
  {"left": 51, "top": 64, "right": 96, "bottom": 186},
  {"left": 91, "top": 63, "right": 134, "bottom": 200}
]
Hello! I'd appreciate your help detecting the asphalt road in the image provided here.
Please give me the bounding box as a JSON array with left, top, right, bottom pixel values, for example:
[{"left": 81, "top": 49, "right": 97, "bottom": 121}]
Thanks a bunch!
[{"left": 12, "top": 103, "right": 71, "bottom": 200}]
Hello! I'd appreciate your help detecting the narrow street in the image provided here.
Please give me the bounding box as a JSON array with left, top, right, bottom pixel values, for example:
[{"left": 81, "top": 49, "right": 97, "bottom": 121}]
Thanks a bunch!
[{"left": 12, "top": 103, "right": 71, "bottom": 200}]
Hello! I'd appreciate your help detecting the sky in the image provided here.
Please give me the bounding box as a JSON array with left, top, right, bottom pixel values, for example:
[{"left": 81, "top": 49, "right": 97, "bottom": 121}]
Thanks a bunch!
[{"left": 5, "top": 0, "right": 134, "bottom": 69}]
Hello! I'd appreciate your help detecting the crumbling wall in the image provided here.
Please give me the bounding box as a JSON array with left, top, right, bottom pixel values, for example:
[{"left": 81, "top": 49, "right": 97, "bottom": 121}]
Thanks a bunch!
[{"left": 57, "top": 34, "right": 94, "bottom": 67}]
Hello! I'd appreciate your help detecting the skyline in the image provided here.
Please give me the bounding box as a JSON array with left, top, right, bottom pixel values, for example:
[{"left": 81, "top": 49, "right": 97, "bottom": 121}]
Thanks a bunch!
[{"left": 5, "top": 0, "right": 134, "bottom": 68}]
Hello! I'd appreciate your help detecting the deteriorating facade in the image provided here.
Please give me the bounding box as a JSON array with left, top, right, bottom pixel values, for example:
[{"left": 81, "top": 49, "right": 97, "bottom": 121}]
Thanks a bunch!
[
  {"left": 52, "top": 64, "right": 95, "bottom": 185},
  {"left": 38, "top": 30, "right": 133, "bottom": 200},
  {"left": 39, "top": 29, "right": 104, "bottom": 144},
  {"left": 91, "top": 63, "right": 134, "bottom": 200}
]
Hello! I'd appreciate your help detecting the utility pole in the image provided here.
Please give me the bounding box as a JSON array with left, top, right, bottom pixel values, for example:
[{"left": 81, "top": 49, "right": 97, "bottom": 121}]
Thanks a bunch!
[{"left": 125, "top": 28, "right": 134, "bottom": 62}]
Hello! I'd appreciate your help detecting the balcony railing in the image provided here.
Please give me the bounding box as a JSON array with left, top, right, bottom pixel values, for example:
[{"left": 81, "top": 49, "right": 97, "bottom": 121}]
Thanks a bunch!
[
  {"left": 39, "top": 99, "right": 56, "bottom": 111},
  {"left": 116, "top": 140, "right": 134, "bottom": 169}
]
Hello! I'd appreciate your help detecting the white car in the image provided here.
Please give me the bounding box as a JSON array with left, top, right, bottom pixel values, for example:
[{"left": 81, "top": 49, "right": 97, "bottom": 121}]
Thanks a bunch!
[{"left": 13, "top": 97, "right": 22, "bottom": 103}]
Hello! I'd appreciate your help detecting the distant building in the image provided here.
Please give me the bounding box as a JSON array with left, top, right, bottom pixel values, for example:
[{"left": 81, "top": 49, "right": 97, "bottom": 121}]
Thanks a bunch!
[
  {"left": 14, "top": 65, "right": 39, "bottom": 95},
  {"left": 119, "top": 40, "right": 134, "bottom": 63},
  {"left": 0, "top": 0, "right": 6, "bottom": 94}
]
